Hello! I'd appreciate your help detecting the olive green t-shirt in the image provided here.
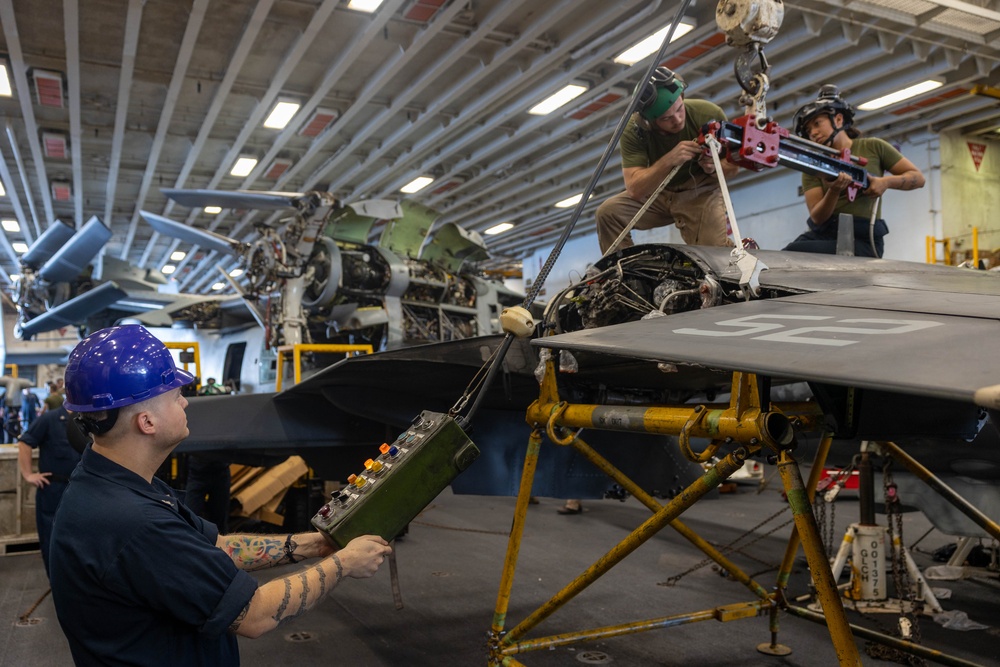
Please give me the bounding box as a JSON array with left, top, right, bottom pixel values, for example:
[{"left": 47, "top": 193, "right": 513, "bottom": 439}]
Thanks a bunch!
[
  {"left": 619, "top": 98, "right": 727, "bottom": 189},
  {"left": 801, "top": 137, "right": 904, "bottom": 219},
  {"left": 44, "top": 392, "right": 64, "bottom": 411}
]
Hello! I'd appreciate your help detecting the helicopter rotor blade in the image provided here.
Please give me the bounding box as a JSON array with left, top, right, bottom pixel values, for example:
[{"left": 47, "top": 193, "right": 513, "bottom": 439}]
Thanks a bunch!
[
  {"left": 16, "top": 281, "right": 127, "bottom": 339},
  {"left": 140, "top": 211, "right": 243, "bottom": 257},
  {"left": 37, "top": 217, "right": 113, "bottom": 283},
  {"left": 21, "top": 220, "right": 77, "bottom": 270},
  {"left": 161, "top": 188, "right": 305, "bottom": 211}
]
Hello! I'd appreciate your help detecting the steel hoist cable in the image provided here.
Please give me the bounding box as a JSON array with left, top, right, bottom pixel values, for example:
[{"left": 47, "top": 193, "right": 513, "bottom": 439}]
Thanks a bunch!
[{"left": 454, "top": 0, "right": 697, "bottom": 428}]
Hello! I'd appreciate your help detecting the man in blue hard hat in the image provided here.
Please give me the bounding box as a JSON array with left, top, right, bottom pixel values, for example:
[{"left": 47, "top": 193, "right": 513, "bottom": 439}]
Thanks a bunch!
[
  {"left": 48, "top": 325, "right": 391, "bottom": 666},
  {"left": 596, "top": 66, "right": 738, "bottom": 254}
]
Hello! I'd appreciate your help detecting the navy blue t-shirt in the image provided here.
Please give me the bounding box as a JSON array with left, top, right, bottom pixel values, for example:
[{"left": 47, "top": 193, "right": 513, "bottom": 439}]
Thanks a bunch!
[
  {"left": 49, "top": 447, "right": 258, "bottom": 666},
  {"left": 18, "top": 406, "right": 79, "bottom": 478}
]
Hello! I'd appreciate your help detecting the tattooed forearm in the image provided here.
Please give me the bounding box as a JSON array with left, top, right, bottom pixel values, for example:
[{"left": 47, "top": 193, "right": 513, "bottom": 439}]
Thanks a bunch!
[
  {"left": 332, "top": 554, "right": 343, "bottom": 584},
  {"left": 222, "top": 535, "right": 288, "bottom": 571},
  {"left": 240, "top": 559, "right": 346, "bottom": 637},
  {"left": 272, "top": 576, "right": 292, "bottom": 622},
  {"left": 284, "top": 572, "right": 310, "bottom": 624},
  {"left": 229, "top": 602, "right": 250, "bottom": 633},
  {"left": 275, "top": 572, "right": 317, "bottom": 627}
]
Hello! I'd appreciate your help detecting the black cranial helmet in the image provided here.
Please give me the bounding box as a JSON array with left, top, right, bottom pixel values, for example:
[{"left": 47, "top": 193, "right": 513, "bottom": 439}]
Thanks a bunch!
[{"left": 792, "top": 84, "right": 855, "bottom": 141}]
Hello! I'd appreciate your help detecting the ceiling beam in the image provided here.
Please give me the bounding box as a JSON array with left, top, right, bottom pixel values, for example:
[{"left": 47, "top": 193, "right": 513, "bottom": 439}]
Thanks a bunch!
[
  {"left": 63, "top": 0, "right": 84, "bottom": 227},
  {"left": 103, "top": 0, "right": 144, "bottom": 232},
  {"left": 0, "top": 2, "right": 55, "bottom": 229},
  {"left": 119, "top": 0, "right": 211, "bottom": 259}
]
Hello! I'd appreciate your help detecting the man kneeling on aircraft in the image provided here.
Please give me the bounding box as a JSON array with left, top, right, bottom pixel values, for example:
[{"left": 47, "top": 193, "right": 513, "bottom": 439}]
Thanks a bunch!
[
  {"left": 596, "top": 66, "right": 739, "bottom": 255},
  {"left": 48, "top": 324, "right": 391, "bottom": 666}
]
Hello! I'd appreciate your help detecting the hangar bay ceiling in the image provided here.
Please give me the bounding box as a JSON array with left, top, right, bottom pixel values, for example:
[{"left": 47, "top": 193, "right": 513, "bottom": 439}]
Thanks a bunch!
[{"left": 0, "top": 0, "right": 998, "bottom": 293}]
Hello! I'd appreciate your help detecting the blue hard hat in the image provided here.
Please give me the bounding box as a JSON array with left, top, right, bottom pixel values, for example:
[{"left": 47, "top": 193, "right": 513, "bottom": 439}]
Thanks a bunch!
[{"left": 64, "top": 325, "right": 195, "bottom": 413}]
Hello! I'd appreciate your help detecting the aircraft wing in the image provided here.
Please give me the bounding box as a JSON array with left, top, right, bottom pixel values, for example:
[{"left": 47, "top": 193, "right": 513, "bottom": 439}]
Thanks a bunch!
[{"left": 534, "top": 292, "right": 1000, "bottom": 408}]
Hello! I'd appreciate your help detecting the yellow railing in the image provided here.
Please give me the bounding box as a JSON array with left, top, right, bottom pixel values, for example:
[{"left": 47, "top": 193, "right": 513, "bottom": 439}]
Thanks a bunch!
[
  {"left": 926, "top": 227, "right": 978, "bottom": 265},
  {"left": 163, "top": 342, "right": 202, "bottom": 392},
  {"left": 275, "top": 343, "right": 373, "bottom": 391}
]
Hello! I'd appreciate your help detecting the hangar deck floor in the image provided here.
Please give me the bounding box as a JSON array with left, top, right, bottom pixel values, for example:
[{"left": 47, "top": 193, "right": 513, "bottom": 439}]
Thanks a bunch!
[{"left": 3, "top": 471, "right": 999, "bottom": 666}]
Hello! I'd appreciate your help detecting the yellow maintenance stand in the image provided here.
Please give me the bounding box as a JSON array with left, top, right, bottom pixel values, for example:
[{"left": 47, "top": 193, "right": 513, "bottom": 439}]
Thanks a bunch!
[{"left": 486, "top": 355, "right": 985, "bottom": 667}]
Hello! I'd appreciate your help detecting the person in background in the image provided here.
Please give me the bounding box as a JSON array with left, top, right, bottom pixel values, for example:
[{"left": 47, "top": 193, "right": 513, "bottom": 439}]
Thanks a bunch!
[
  {"left": 22, "top": 387, "right": 41, "bottom": 429},
  {"left": 784, "top": 85, "right": 925, "bottom": 258},
  {"left": 200, "top": 377, "right": 227, "bottom": 395},
  {"left": 43, "top": 381, "right": 64, "bottom": 412},
  {"left": 49, "top": 325, "right": 391, "bottom": 666},
  {"left": 17, "top": 402, "right": 82, "bottom": 575},
  {"left": 1, "top": 375, "right": 33, "bottom": 442},
  {"left": 595, "top": 66, "right": 738, "bottom": 255}
]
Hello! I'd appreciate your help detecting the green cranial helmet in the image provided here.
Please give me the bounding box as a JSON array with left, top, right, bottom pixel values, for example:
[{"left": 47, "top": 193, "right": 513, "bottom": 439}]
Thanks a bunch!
[{"left": 638, "top": 66, "right": 687, "bottom": 120}]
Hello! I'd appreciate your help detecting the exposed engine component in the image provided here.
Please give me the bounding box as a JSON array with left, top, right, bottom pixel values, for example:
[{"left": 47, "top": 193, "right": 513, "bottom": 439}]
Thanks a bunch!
[{"left": 545, "top": 246, "right": 730, "bottom": 334}]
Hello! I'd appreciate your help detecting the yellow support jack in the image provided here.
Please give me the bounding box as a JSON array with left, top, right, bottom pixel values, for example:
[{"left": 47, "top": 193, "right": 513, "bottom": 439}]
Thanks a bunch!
[
  {"left": 488, "top": 354, "right": 994, "bottom": 666},
  {"left": 487, "top": 356, "right": 870, "bottom": 666}
]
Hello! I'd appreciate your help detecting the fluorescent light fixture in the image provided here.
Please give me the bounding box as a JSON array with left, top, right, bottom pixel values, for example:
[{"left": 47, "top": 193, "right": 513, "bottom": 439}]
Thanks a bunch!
[
  {"left": 212, "top": 282, "right": 226, "bottom": 291},
  {"left": 347, "top": 0, "right": 384, "bottom": 11},
  {"left": 2, "top": 219, "right": 19, "bottom": 232},
  {"left": 162, "top": 265, "right": 176, "bottom": 274},
  {"left": 204, "top": 206, "right": 222, "bottom": 214},
  {"left": 263, "top": 99, "right": 300, "bottom": 129},
  {"left": 613, "top": 21, "right": 696, "bottom": 65},
  {"left": 0, "top": 63, "right": 11, "bottom": 97},
  {"left": 230, "top": 156, "right": 258, "bottom": 177},
  {"left": 12, "top": 242, "right": 28, "bottom": 253},
  {"left": 401, "top": 176, "right": 434, "bottom": 194},
  {"left": 0, "top": 180, "right": 6, "bottom": 196},
  {"left": 229, "top": 268, "right": 244, "bottom": 277},
  {"left": 9, "top": 273, "right": 16, "bottom": 281},
  {"left": 858, "top": 80, "right": 943, "bottom": 111},
  {"left": 484, "top": 222, "right": 514, "bottom": 235},
  {"left": 529, "top": 84, "right": 587, "bottom": 116},
  {"left": 170, "top": 250, "right": 186, "bottom": 261},
  {"left": 555, "top": 193, "right": 587, "bottom": 208}
]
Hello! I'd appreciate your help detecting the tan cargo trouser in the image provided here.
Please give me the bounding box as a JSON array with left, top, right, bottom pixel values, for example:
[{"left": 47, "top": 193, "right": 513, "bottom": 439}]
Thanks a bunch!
[{"left": 596, "top": 177, "right": 732, "bottom": 254}]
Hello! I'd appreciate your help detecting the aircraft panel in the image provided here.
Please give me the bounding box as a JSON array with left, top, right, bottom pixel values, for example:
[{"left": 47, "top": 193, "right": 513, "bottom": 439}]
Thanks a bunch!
[
  {"left": 779, "top": 285, "right": 1000, "bottom": 320},
  {"left": 533, "top": 300, "right": 1000, "bottom": 405},
  {"left": 676, "top": 247, "right": 1000, "bottom": 295}
]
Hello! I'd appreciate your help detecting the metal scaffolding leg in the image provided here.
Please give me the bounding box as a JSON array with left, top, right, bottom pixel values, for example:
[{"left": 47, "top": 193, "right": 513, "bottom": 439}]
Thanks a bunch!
[{"left": 777, "top": 450, "right": 863, "bottom": 666}]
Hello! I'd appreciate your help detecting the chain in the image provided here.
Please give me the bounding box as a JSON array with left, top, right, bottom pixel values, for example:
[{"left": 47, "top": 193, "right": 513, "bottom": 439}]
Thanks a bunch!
[
  {"left": 814, "top": 463, "right": 859, "bottom": 558},
  {"left": 18, "top": 588, "right": 51, "bottom": 624},
  {"left": 862, "top": 458, "right": 926, "bottom": 666},
  {"left": 659, "top": 505, "right": 792, "bottom": 586},
  {"left": 812, "top": 494, "right": 837, "bottom": 558}
]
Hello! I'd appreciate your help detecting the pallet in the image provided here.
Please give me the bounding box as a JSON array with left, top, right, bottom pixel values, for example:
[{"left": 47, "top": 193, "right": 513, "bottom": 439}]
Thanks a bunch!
[{"left": 1, "top": 533, "right": 40, "bottom": 556}]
